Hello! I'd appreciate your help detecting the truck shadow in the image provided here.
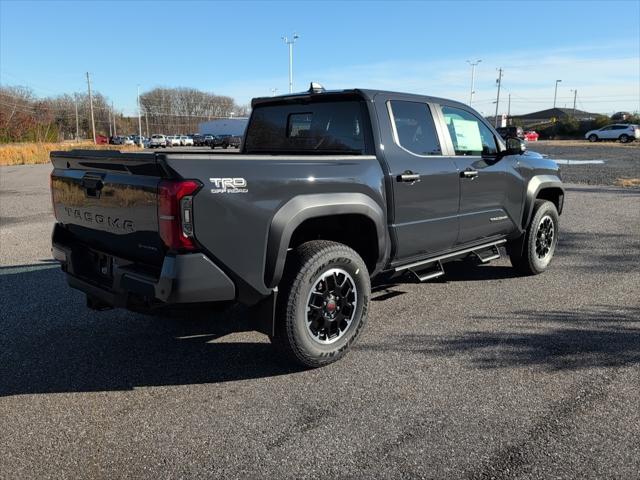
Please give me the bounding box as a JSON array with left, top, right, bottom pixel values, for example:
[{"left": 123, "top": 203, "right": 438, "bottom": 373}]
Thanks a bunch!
[
  {"left": 0, "top": 266, "right": 304, "bottom": 397},
  {"left": 357, "top": 305, "right": 640, "bottom": 371}
]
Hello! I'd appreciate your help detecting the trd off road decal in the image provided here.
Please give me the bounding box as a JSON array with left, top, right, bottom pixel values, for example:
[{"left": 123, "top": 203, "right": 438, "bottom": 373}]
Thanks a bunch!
[{"left": 209, "top": 178, "right": 248, "bottom": 194}]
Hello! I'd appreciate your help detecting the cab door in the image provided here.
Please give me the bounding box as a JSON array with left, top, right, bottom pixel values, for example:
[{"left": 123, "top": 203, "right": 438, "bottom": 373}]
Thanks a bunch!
[
  {"left": 437, "top": 104, "right": 521, "bottom": 245},
  {"left": 374, "top": 96, "right": 460, "bottom": 261}
]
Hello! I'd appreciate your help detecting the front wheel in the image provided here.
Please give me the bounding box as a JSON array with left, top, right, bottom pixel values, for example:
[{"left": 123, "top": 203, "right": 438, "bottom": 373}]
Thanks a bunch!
[
  {"left": 508, "top": 200, "right": 559, "bottom": 275},
  {"left": 588, "top": 134, "right": 598, "bottom": 142},
  {"left": 270, "top": 240, "right": 370, "bottom": 368}
]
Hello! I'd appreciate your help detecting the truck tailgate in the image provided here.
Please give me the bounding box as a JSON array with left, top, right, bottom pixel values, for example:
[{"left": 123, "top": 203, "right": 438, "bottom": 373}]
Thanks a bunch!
[{"left": 50, "top": 150, "right": 166, "bottom": 266}]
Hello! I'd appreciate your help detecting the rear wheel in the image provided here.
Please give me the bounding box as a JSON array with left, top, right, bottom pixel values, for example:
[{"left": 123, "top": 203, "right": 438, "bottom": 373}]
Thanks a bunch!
[
  {"left": 508, "top": 200, "right": 559, "bottom": 275},
  {"left": 588, "top": 134, "right": 598, "bottom": 142},
  {"left": 619, "top": 134, "right": 630, "bottom": 143},
  {"left": 270, "top": 240, "right": 370, "bottom": 368}
]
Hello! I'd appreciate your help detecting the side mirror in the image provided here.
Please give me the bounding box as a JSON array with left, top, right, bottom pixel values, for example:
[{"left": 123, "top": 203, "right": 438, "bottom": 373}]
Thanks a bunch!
[{"left": 505, "top": 137, "right": 526, "bottom": 155}]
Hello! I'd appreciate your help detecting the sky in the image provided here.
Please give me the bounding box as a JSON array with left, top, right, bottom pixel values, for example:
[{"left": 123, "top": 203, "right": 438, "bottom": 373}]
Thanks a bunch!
[{"left": 1, "top": 0, "right": 639, "bottom": 116}]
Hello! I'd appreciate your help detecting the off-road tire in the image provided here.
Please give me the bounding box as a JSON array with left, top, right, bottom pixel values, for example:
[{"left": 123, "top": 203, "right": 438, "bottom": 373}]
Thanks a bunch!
[
  {"left": 270, "top": 240, "right": 370, "bottom": 368},
  {"left": 508, "top": 200, "right": 559, "bottom": 275}
]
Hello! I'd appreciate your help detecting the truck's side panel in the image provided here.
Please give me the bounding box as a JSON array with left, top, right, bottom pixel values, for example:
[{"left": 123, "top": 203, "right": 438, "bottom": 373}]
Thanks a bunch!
[{"left": 161, "top": 154, "right": 387, "bottom": 303}]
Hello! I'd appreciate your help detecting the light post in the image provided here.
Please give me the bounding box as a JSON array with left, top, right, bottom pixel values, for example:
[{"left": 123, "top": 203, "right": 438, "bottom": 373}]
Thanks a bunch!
[
  {"left": 466, "top": 59, "right": 482, "bottom": 106},
  {"left": 553, "top": 79, "right": 562, "bottom": 108},
  {"left": 137, "top": 85, "right": 143, "bottom": 147},
  {"left": 281, "top": 33, "right": 299, "bottom": 93}
]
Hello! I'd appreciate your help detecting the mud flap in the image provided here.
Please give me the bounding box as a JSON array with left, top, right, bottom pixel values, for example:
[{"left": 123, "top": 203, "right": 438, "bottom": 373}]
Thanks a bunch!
[{"left": 249, "top": 287, "right": 278, "bottom": 337}]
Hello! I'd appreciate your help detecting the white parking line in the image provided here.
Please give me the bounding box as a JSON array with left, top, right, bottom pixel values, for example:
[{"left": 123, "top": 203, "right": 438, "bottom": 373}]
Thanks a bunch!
[{"left": 553, "top": 159, "right": 606, "bottom": 165}]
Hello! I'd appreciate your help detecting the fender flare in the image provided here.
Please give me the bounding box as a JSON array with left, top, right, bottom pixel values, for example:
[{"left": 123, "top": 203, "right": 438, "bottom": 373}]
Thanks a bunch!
[
  {"left": 522, "top": 174, "right": 565, "bottom": 229},
  {"left": 264, "top": 193, "right": 387, "bottom": 288}
]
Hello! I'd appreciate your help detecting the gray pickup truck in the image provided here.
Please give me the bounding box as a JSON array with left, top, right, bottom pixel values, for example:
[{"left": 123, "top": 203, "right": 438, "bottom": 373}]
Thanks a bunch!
[{"left": 50, "top": 84, "right": 564, "bottom": 367}]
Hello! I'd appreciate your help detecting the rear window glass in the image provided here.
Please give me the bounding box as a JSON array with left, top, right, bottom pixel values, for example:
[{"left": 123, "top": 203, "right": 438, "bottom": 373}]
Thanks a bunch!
[
  {"left": 388, "top": 101, "right": 441, "bottom": 156},
  {"left": 244, "top": 100, "right": 368, "bottom": 154}
]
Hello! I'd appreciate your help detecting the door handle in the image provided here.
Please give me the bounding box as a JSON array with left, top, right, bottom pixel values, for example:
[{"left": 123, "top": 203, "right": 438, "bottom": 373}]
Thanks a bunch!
[
  {"left": 461, "top": 169, "right": 478, "bottom": 179},
  {"left": 398, "top": 172, "right": 421, "bottom": 183}
]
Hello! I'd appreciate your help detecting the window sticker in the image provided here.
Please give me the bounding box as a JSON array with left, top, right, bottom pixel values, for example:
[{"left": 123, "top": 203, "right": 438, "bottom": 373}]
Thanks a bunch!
[{"left": 451, "top": 118, "right": 483, "bottom": 151}]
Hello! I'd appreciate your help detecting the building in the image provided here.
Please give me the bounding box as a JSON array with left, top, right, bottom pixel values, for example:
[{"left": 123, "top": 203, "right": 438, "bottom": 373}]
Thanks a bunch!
[
  {"left": 513, "top": 107, "right": 596, "bottom": 126},
  {"left": 198, "top": 118, "right": 248, "bottom": 136}
]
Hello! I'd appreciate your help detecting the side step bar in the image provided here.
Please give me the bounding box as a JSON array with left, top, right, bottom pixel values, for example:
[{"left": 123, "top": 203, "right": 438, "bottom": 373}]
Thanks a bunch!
[
  {"left": 394, "top": 239, "right": 506, "bottom": 282},
  {"left": 409, "top": 260, "right": 444, "bottom": 282},
  {"left": 473, "top": 245, "right": 501, "bottom": 263}
]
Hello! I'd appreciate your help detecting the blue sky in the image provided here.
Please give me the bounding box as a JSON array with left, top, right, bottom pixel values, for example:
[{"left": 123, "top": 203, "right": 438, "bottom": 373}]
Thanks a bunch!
[{"left": 1, "top": 0, "right": 639, "bottom": 115}]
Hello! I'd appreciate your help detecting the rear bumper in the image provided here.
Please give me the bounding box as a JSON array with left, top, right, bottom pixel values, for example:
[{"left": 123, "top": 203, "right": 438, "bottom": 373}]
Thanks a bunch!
[{"left": 52, "top": 226, "right": 236, "bottom": 309}]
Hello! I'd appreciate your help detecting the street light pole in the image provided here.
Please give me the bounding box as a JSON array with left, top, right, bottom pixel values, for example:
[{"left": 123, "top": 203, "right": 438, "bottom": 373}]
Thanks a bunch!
[
  {"left": 86, "top": 72, "right": 96, "bottom": 144},
  {"left": 137, "top": 85, "right": 143, "bottom": 147},
  {"left": 494, "top": 68, "right": 503, "bottom": 128},
  {"left": 466, "top": 59, "right": 482, "bottom": 105},
  {"left": 553, "top": 79, "right": 562, "bottom": 108},
  {"left": 282, "top": 33, "right": 299, "bottom": 93},
  {"left": 570, "top": 89, "right": 577, "bottom": 116}
]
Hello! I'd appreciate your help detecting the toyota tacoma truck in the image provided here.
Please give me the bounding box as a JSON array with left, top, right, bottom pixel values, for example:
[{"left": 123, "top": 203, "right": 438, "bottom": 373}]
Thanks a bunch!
[{"left": 50, "top": 84, "right": 564, "bottom": 367}]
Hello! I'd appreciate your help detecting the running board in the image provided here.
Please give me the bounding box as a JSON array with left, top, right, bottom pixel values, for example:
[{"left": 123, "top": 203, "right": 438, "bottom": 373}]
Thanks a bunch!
[
  {"left": 409, "top": 260, "right": 444, "bottom": 282},
  {"left": 394, "top": 239, "right": 507, "bottom": 273},
  {"left": 473, "top": 245, "right": 501, "bottom": 263}
]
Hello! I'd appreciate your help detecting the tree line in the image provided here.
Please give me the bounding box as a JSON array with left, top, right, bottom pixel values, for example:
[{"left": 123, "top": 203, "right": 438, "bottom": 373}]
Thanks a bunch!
[{"left": 0, "top": 85, "right": 248, "bottom": 143}]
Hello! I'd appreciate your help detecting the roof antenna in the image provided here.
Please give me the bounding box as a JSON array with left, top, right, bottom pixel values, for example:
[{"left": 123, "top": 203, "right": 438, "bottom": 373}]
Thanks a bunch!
[{"left": 309, "top": 82, "right": 325, "bottom": 93}]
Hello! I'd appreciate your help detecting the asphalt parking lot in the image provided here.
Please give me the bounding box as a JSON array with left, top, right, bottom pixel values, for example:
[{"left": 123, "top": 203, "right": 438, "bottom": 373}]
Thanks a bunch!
[{"left": 1, "top": 147, "right": 639, "bottom": 478}]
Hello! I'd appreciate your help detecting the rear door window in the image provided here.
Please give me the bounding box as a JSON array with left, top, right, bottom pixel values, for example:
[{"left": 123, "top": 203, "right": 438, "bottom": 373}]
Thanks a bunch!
[
  {"left": 244, "top": 100, "right": 369, "bottom": 154},
  {"left": 388, "top": 101, "right": 441, "bottom": 156}
]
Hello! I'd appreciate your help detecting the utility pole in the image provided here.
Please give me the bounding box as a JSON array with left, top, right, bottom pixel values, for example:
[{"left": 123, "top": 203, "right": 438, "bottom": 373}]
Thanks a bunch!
[
  {"left": 271, "top": 88, "right": 278, "bottom": 96},
  {"left": 137, "top": 85, "right": 143, "bottom": 147},
  {"left": 112, "top": 101, "right": 117, "bottom": 136},
  {"left": 466, "top": 59, "right": 482, "bottom": 106},
  {"left": 282, "top": 33, "right": 299, "bottom": 93},
  {"left": 507, "top": 93, "right": 511, "bottom": 120},
  {"left": 108, "top": 106, "right": 112, "bottom": 137},
  {"left": 553, "top": 79, "right": 562, "bottom": 108},
  {"left": 86, "top": 72, "right": 96, "bottom": 144},
  {"left": 74, "top": 95, "right": 79, "bottom": 142},
  {"left": 570, "top": 89, "right": 577, "bottom": 116},
  {"left": 145, "top": 110, "right": 149, "bottom": 138},
  {"left": 494, "top": 68, "right": 503, "bottom": 128}
]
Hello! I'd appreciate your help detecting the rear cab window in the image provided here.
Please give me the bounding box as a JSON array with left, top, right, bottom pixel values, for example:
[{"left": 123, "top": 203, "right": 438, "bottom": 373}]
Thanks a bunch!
[
  {"left": 388, "top": 100, "right": 441, "bottom": 156},
  {"left": 441, "top": 105, "right": 498, "bottom": 156},
  {"left": 244, "top": 97, "right": 372, "bottom": 154}
]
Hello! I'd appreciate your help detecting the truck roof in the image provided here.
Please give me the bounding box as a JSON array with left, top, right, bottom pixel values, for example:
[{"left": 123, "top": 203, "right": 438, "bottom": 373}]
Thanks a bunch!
[{"left": 251, "top": 87, "right": 469, "bottom": 111}]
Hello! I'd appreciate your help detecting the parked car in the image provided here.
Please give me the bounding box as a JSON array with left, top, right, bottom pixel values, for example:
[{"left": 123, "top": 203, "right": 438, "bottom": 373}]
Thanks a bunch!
[
  {"left": 122, "top": 136, "right": 135, "bottom": 146},
  {"left": 203, "top": 134, "right": 217, "bottom": 147},
  {"left": 149, "top": 134, "right": 167, "bottom": 148},
  {"left": 215, "top": 134, "right": 242, "bottom": 149},
  {"left": 585, "top": 124, "right": 639, "bottom": 143},
  {"left": 130, "top": 135, "right": 147, "bottom": 146},
  {"left": 166, "top": 135, "right": 181, "bottom": 147},
  {"left": 111, "top": 135, "right": 126, "bottom": 145},
  {"left": 524, "top": 131, "right": 539, "bottom": 142},
  {"left": 495, "top": 126, "right": 524, "bottom": 140},
  {"left": 179, "top": 135, "right": 194, "bottom": 146},
  {"left": 50, "top": 85, "right": 564, "bottom": 368},
  {"left": 192, "top": 134, "right": 205, "bottom": 146}
]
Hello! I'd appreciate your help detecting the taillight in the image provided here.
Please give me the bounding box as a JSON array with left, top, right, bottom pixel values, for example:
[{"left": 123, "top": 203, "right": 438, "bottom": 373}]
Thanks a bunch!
[
  {"left": 158, "top": 179, "right": 202, "bottom": 251},
  {"left": 50, "top": 173, "right": 59, "bottom": 221}
]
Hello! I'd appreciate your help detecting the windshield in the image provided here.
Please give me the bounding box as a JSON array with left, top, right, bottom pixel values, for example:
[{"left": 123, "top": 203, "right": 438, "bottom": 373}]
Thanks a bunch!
[{"left": 244, "top": 99, "right": 370, "bottom": 154}]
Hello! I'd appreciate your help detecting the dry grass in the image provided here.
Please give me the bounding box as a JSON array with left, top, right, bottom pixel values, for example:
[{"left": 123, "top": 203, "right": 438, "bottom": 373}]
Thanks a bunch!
[
  {"left": 616, "top": 178, "right": 640, "bottom": 187},
  {"left": 0, "top": 141, "right": 142, "bottom": 166}
]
